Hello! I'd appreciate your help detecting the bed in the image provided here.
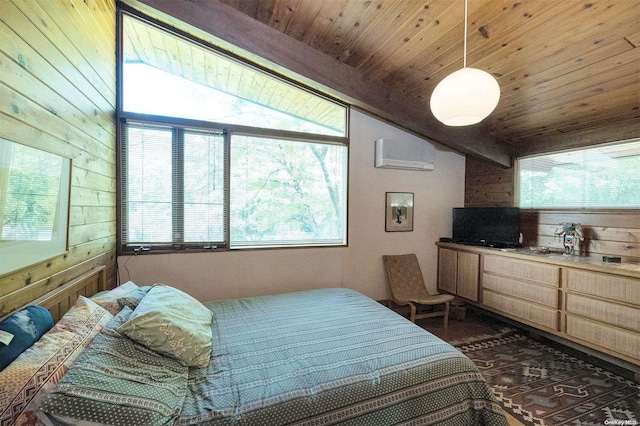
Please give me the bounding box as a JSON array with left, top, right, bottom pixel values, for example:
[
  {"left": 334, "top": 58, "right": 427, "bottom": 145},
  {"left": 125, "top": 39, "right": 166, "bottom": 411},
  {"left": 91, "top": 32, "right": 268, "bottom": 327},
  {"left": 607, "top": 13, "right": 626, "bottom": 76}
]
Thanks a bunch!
[{"left": 1, "top": 267, "right": 508, "bottom": 426}]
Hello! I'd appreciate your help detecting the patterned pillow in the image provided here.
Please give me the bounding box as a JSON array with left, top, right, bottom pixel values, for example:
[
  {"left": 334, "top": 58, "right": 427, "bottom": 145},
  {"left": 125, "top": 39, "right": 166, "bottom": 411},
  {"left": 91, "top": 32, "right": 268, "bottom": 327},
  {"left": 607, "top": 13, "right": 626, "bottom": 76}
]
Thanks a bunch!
[
  {"left": 0, "top": 305, "right": 54, "bottom": 370},
  {"left": 0, "top": 296, "right": 113, "bottom": 426},
  {"left": 117, "top": 285, "right": 213, "bottom": 367},
  {"left": 38, "top": 307, "right": 188, "bottom": 426},
  {"left": 90, "top": 281, "right": 139, "bottom": 314},
  {"left": 117, "top": 285, "right": 152, "bottom": 310}
]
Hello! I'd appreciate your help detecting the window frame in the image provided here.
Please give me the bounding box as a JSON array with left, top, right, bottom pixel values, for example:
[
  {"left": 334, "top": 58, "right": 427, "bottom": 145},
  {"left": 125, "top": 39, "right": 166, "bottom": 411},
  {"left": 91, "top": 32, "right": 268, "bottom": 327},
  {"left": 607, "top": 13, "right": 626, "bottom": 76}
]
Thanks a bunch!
[
  {"left": 515, "top": 139, "right": 640, "bottom": 210},
  {"left": 116, "top": 8, "right": 350, "bottom": 255},
  {"left": 117, "top": 117, "right": 349, "bottom": 255}
]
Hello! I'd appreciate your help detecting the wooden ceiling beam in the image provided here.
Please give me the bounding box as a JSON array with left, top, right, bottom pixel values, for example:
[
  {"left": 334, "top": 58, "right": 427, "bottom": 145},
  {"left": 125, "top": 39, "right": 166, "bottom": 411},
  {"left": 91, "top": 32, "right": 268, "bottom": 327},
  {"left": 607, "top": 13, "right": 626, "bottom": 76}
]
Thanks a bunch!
[
  {"left": 512, "top": 118, "right": 640, "bottom": 158},
  {"left": 122, "top": 0, "right": 513, "bottom": 167}
]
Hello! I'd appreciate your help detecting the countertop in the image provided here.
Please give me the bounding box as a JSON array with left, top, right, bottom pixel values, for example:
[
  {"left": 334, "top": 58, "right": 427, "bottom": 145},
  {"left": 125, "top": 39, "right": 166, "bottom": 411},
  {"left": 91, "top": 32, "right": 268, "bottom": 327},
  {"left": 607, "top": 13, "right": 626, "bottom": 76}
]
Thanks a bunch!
[{"left": 436, "top": 242, "right": 640, "bottom": 278}]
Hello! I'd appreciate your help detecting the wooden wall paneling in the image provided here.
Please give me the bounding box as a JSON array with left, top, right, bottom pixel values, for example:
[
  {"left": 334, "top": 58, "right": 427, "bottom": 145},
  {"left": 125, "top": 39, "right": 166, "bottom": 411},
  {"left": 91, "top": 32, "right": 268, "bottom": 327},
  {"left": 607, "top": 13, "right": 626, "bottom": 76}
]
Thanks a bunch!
[
  {"left": 0, "top": 252, "right": 113, "bottom": 318},
  {"left": 531, "top": 224, "right": 639, "bottom": 247},
  {"left": 0, "top": 50, "right": 113, "bottom": 153},
  {"left": 464, "top": 190, "right": 514, "bottom": 208},
  {"left": 0, "top": 27, "right": 114, "bottom": 156},
  {"left": 529, "top": 211, "right": 640, "bottom": 230},
  {"left": 464, "top": 156, "right": 514, "bottom": 207},
  {"left": 0, "top": 238, "right": 114, "bottom": 299},
  {"left": 5, "top": 2, "right": 114, "bottom": 120},
  {"left": 0, "top": 0, "right": 117, "bottom": 313},
  {"left": 520, "top": 210, "right": 640, "bottom": 262},
  {"left": 68, "top": 0, "right": 117, "bottom": 51},
  {"left": 0, "top": 266, "right": 107, "bottom": 323},
  {"left": 57, "top": 0, "right": 116, "bottom": 84},
  {"left": 0, "top": 83, "right": 110, "bottom": 162},
  {"left": 18, "top": 0, "right": 116, "bottom": 105}
]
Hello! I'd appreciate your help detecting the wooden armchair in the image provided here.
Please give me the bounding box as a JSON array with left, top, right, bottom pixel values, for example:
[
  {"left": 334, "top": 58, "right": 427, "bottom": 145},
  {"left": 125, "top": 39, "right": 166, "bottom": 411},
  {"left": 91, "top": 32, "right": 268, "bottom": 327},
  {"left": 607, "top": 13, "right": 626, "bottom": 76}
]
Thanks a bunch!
[{"left": 382, "top": 254, "right": 455, "bottom": 330}]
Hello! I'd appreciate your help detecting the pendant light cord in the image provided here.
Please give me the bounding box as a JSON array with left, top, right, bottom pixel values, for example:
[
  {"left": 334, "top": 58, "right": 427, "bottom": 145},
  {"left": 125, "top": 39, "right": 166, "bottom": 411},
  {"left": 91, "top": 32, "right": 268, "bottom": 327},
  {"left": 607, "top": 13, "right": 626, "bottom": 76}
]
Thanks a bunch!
[{"left": 463, "top": 0, "right": 468, "bottom": 68}]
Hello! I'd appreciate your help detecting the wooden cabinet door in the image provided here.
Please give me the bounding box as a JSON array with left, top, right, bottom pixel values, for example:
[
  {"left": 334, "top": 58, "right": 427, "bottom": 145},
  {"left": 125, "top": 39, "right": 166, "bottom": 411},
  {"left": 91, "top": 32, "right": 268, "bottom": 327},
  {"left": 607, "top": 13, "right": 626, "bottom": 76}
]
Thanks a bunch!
[
  {"left": 438, "top": 248, "right": 457, "bottom": 294},
  {"left": 457, "top": 252, "right": 479, "bottom": 301}
]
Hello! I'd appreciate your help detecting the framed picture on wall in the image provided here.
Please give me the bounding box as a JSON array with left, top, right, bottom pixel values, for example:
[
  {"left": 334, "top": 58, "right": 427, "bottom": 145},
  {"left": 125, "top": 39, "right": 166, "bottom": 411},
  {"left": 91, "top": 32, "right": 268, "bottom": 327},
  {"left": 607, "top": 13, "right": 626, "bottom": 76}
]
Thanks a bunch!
[
  {"left": 385, "top": 192, "right": 413, "bottom": 232},
  {"left": 0, "top": 139, "right": 71, "bottom": 275}
]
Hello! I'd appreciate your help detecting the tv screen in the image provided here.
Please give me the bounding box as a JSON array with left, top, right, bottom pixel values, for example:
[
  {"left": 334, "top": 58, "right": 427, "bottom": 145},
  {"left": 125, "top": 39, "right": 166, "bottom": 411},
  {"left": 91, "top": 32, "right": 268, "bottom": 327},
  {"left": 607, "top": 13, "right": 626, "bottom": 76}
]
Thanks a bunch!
[{"left": 452, "top": 207, "right": 521, "bottom": 247}]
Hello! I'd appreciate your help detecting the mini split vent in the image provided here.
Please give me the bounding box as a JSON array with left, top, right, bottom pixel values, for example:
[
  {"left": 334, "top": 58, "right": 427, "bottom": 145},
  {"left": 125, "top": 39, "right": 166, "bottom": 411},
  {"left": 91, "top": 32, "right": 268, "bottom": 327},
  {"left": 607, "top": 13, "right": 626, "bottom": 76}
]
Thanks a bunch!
[{"left": 375, "top": 138, "right": 435, "bottom": 171}]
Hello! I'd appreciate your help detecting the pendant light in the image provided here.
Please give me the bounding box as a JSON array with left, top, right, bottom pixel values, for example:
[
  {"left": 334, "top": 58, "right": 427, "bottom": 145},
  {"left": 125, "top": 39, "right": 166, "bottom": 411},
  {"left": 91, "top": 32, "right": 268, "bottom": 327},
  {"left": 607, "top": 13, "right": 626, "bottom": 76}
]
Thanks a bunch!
[{"left": 430, "top": 0, "right": 500, "bottom": 126}]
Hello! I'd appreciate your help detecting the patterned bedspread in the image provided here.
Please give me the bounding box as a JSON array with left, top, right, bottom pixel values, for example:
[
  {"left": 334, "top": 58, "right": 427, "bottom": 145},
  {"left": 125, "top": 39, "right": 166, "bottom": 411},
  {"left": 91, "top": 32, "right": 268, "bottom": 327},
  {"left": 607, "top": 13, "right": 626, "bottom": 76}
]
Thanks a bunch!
[
  {"left": 39, "top": 288, "right": 508, "bottom": 425},
  {"left": 180, "top": 288, "right": 507, "bottom": 425}
]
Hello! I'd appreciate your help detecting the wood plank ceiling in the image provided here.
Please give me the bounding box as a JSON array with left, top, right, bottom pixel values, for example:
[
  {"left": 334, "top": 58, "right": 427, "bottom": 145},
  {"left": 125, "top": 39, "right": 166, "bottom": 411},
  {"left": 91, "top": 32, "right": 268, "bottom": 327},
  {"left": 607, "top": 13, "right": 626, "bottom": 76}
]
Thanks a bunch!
[
  {"left": 126, "top": 0, "right": 639, "bottom": 166},
  {"left": 216, "top": 0, "right": 640, "bottom": 160}
]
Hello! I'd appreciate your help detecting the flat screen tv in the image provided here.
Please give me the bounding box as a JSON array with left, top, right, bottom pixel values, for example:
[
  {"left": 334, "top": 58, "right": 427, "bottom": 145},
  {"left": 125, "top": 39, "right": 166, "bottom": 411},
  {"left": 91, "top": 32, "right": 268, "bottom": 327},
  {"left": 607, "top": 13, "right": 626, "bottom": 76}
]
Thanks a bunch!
[{"left": 452, "top": 207, "right": 521, "bottom": 248}]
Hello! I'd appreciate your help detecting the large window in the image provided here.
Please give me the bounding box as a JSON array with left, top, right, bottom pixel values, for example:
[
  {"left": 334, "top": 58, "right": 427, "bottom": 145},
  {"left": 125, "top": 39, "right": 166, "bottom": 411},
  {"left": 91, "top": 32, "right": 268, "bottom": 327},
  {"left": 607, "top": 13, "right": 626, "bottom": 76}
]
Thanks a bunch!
[
  {"left": 518, "top": 139, "right": 640, "bottom": 209},
  {"left": 118, "top": 12, "right": 348, "bottom": 252},
  {"left": 230, "top": 135, "right": 346, "bottom": 248}
]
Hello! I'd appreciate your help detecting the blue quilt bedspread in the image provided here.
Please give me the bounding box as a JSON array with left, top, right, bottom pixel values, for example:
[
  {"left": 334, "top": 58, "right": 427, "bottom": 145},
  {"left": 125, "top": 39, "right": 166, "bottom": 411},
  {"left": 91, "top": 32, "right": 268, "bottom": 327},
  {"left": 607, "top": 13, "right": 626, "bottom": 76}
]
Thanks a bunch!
[
  {"left": 39, "top": 288, "right": 508, "bottom": 425},
  {"left": 179, "top": 288, "right": 507, "bottom": 425}
]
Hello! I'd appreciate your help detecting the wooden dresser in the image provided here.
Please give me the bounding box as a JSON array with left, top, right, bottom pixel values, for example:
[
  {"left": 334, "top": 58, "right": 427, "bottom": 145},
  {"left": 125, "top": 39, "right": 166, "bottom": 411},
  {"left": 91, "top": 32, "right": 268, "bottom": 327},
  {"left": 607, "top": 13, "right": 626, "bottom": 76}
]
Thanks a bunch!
[{"left": 437, "top": 242, "right": 640, "bottom": 368}]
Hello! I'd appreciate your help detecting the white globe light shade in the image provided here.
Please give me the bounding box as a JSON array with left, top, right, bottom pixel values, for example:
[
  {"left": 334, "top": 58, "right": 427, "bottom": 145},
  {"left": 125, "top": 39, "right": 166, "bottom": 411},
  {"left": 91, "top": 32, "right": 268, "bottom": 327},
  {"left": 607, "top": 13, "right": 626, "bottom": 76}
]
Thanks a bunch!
[{"left": 430, "top": 67, "right": 500, "bottom": 126}]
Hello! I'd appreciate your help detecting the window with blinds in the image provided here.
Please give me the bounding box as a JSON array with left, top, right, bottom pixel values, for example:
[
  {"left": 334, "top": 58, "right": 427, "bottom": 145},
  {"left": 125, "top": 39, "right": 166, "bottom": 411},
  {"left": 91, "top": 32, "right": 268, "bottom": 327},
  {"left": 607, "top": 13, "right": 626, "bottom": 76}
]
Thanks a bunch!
[
  {"left": 117, "top": 10, "right": 348, "bottom": 253},
  {"left": 120, "top": 122, "right": 347, "bottom": 252},
  {"left": 518, "top": 139, "right": 640, "bottom": 209},
  {"left": 121, "top": 123, "right": 226, "bottom": 250}
]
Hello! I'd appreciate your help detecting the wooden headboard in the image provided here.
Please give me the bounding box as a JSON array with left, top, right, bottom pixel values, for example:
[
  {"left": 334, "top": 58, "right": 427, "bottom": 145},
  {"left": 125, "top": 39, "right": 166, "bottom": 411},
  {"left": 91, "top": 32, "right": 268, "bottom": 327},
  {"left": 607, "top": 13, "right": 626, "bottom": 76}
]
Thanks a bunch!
[{"left": 2, "top": 266, "right": 107, "bottom": 323}]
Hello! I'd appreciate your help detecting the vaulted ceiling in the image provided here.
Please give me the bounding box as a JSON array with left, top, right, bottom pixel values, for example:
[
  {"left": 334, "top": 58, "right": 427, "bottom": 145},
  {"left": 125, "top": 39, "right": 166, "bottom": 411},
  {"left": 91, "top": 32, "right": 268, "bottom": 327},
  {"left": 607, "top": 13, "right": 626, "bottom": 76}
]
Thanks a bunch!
[{"left": 127, "top": 0, "right": 640, "bottom": 167}]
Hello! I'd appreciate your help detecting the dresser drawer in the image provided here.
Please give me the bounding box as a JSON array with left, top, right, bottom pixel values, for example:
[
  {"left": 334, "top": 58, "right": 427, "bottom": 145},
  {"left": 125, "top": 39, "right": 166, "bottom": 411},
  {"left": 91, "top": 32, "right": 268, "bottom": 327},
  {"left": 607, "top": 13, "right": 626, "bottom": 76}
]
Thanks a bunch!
[
  {"left": 483, "top": 290, "right": 559, "bottom": 330},
  {"left": 566, "top": 315, "right": 640, "bottom": 361},
  {"left": 566, "top": 269, "right": 640, "bottom": 305},
  {"left": 483, "top": 255, "right": 560, "bottom": 286},
  {"left": 566, "top": 293, "right": 640, "bottom": 332},
  {"left": 483, "top": 273, "right": 558, "bottom": 308}
]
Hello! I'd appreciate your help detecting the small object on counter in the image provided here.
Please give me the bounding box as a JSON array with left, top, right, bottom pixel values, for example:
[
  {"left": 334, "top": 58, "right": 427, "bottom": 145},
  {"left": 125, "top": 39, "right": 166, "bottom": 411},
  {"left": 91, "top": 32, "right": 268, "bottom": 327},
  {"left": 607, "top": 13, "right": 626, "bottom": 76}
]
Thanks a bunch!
[
  {"left": 602, "top": 256, "right": 622, "bottom": 263},
  {"left": 529, "top": 246, "right": 550, "bottom": 254},
  {"left": 554, "top": 223, "right": 584, "bottom": 255}
]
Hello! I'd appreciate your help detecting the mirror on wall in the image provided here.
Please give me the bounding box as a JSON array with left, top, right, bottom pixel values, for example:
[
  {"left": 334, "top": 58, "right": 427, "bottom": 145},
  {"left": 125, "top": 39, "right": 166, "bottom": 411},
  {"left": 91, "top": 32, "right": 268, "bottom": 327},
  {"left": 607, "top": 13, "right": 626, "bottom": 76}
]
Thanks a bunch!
[{"left": 0, "top": 138, "right": 71, "bottom": 275}]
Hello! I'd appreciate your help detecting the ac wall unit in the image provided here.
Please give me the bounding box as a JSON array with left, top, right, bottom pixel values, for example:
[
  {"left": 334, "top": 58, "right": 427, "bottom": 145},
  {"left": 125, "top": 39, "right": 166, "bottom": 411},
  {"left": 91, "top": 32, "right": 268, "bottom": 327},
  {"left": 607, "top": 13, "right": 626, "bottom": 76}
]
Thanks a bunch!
[{"left": 375, "top": 138, "right": 435, "bottom": 170}]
